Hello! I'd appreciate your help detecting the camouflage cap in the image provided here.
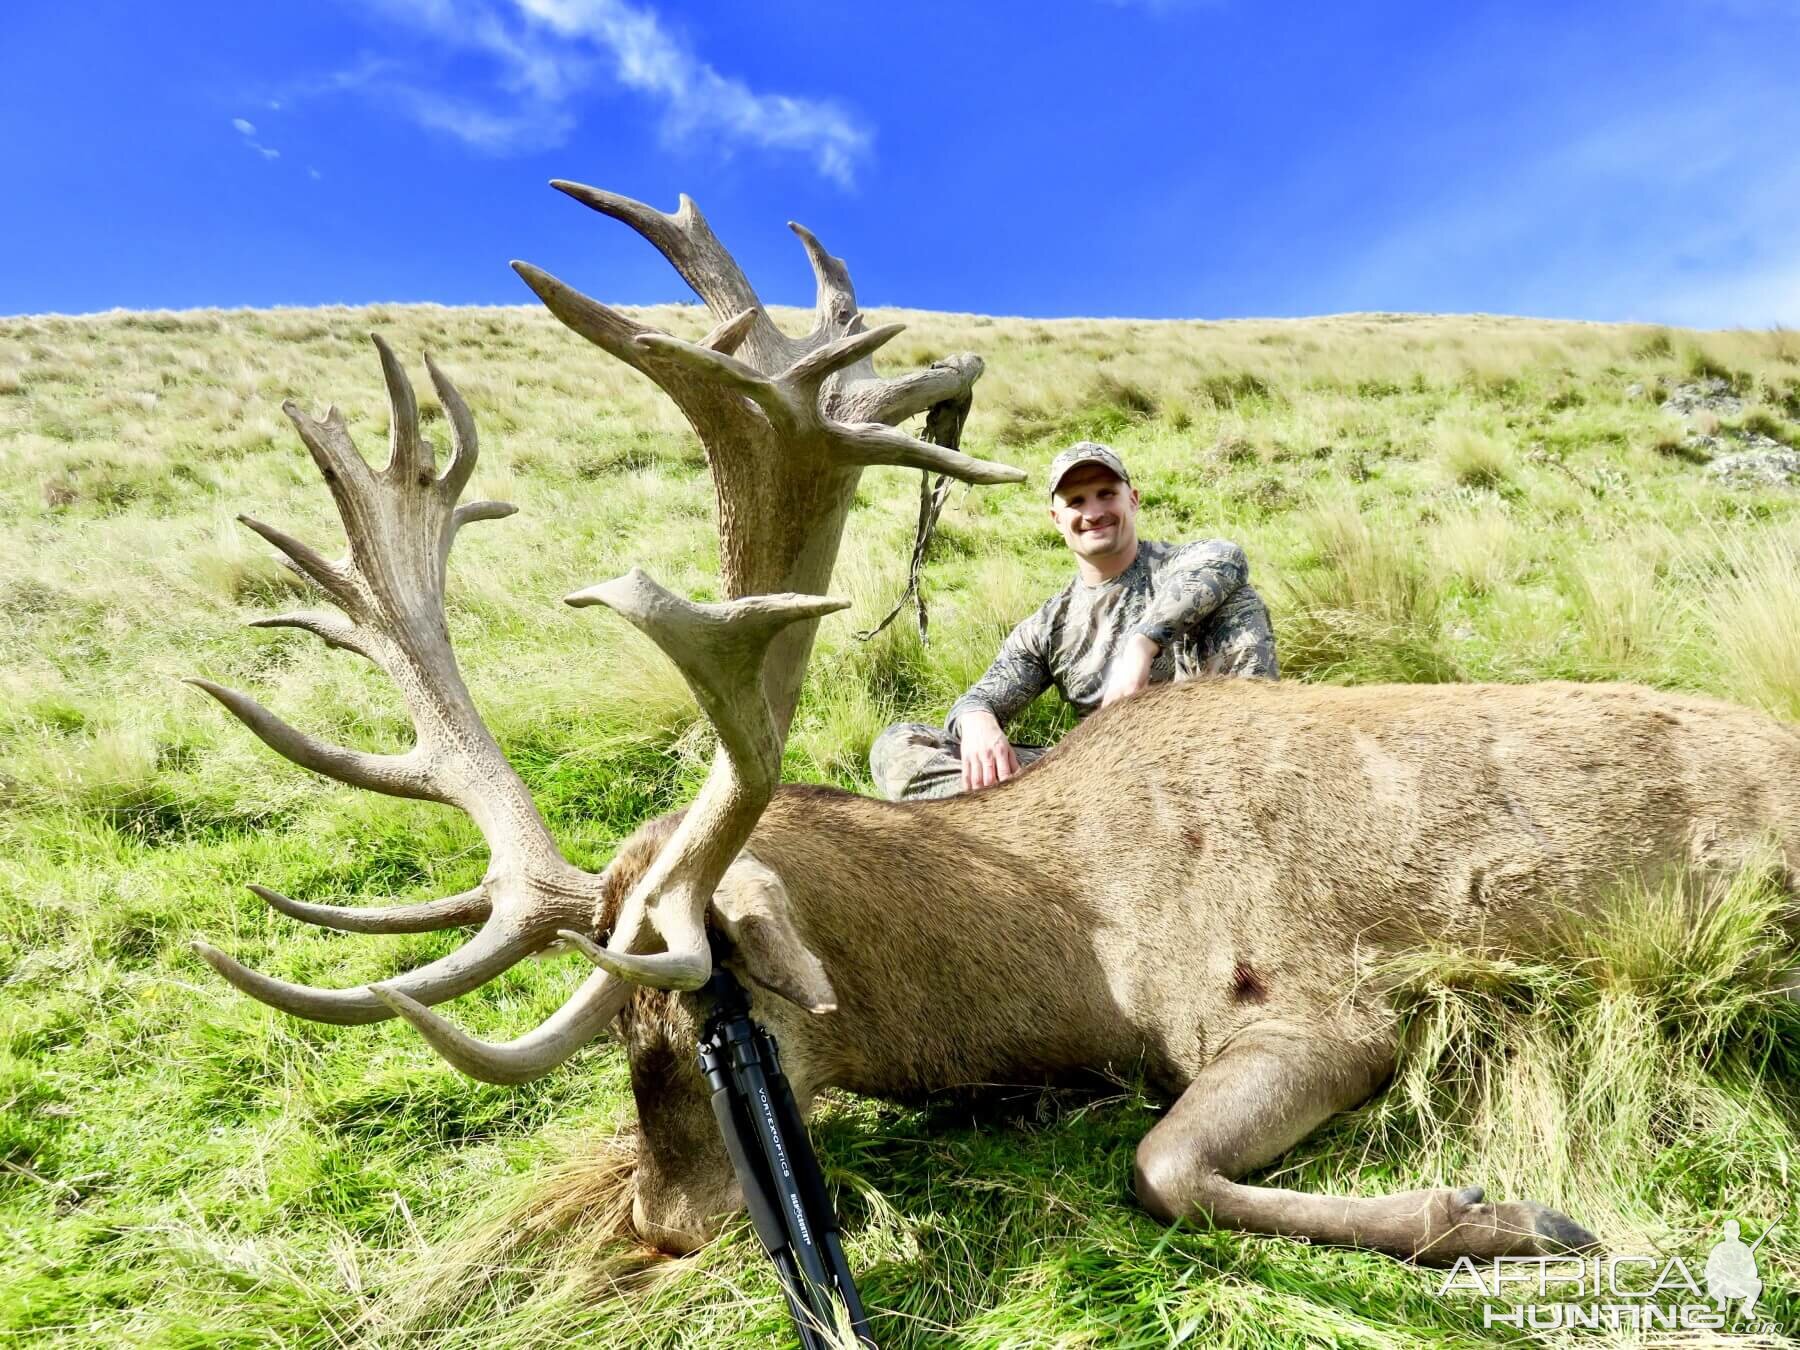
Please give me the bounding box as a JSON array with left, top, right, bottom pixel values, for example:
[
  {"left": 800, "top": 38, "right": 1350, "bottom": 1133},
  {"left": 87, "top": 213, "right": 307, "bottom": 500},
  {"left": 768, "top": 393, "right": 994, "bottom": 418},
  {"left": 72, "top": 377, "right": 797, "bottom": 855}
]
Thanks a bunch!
[{"left": 1047, "top": 441, "right": 1132, "bottom": 499}]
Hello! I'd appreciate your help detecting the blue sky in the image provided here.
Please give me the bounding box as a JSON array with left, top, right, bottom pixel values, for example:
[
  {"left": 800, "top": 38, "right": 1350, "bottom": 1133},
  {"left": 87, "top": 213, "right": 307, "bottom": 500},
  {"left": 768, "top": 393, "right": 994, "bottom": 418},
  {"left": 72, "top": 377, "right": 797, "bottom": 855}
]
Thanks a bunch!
[{"left": 3, "top": 0, "right": 1796, "bottom": 325}]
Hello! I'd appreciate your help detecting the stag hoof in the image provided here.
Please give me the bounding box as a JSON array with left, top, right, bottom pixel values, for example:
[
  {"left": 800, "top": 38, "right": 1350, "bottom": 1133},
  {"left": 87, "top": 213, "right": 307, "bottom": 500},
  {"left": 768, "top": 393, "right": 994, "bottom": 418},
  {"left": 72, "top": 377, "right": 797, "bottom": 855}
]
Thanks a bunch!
[
  {"left": 1519, "top": 1201, "right": 1601, "bottom": 1255},
  {"left": 1417, "top": 1185, "right": 1600, "bottom": 1262}
]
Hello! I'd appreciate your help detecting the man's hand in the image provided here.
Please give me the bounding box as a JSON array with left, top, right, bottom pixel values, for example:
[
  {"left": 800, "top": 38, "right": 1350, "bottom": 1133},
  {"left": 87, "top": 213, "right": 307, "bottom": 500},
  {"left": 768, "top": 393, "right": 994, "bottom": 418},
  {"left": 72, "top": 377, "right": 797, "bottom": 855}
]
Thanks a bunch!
[
  {"left": 958, "top": 709, "right": 1019, "bottom": 791},
  {"left": 1100, "top": 634, "right": 1159, "bottom": 709}
]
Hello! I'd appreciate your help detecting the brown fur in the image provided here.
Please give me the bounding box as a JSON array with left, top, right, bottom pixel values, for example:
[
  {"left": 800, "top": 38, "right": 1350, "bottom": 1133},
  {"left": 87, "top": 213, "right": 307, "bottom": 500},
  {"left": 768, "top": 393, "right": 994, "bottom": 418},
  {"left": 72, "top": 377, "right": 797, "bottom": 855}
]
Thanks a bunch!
[
  {"left": 616, "top": 676, "right": 1800, "bottom": 1259},
  {"left": 594, "top": 809, "right": 687, "bottom": 936}
]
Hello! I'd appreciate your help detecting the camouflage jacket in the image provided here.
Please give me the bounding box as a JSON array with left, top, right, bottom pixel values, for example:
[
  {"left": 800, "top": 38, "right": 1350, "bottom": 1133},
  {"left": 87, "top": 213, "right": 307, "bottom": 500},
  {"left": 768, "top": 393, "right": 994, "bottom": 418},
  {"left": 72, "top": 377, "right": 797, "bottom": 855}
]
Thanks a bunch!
[{"left": 945, "top": 538, "right": 1279, "bottom": 738}]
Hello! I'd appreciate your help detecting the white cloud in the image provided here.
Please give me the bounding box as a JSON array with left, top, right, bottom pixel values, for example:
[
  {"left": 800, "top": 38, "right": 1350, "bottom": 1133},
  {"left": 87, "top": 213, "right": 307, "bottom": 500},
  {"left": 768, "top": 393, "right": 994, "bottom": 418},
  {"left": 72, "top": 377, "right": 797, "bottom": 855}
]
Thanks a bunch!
[
  {"left": 391, "top": 84, "right": 574, "bottom": 152},
  {"left": 340, "top": 0, "right": 870, "bottom": 184},
  {"left": 308, "top": 166, "right": 323, "bottom": 181},
  {"left": 231, "top": 114, "right": 282, "bottom": 162}
]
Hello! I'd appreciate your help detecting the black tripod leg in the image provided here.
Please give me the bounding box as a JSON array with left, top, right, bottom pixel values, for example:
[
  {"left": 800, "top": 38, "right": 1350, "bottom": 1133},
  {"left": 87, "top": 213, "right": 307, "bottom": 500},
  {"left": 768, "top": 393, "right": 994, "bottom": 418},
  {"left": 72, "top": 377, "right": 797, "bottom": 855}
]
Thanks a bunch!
[
  {"left": 728, "top": 1039, "right": 836, "bottom": 1302},
  {"left": 702, "top": 1043, "right": 832, "bottom": 1349},
  {"left": 705, "top": 1076, "right": 788, "bottom": 1257},
  {"left": 700, "top": 961, "right": 878, "bottom": 1348},
  {"left": 759, "top": 1030, "right": 876, "bottom": 1347}
]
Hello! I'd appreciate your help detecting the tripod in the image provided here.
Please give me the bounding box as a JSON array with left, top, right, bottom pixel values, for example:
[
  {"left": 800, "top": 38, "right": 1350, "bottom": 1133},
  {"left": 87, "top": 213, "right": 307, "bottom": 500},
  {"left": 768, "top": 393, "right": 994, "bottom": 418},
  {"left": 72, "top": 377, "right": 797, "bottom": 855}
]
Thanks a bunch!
[{"left": 697, "top": 961, "right": 876, "bottom": 1349}]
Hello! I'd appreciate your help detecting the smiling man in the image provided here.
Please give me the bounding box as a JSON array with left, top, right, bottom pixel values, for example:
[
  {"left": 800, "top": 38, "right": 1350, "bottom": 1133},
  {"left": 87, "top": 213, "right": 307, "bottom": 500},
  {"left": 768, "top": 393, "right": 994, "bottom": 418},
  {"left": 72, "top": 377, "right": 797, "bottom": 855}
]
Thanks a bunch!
[{"left": 870, "top": 441, "right": 1280, "bottom": 801}]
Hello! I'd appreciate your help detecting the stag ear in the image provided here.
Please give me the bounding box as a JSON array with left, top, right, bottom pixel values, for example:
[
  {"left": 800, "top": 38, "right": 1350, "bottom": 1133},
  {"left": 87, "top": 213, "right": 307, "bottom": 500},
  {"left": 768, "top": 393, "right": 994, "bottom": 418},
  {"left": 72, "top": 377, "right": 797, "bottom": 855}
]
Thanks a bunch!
[{"left": 712, "top": 853, "right": 836, "bottom": 1015}]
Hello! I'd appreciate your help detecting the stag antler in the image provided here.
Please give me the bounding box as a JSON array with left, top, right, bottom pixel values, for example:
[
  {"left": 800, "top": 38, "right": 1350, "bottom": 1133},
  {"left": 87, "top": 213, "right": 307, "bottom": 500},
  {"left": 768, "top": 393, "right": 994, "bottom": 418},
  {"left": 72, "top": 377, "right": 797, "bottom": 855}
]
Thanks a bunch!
[
  {"left": 188, "top": 338, "right": 604, "bottom": 1027},
  {"left": 191, "top": 187, "right": 1024, "bottom": 1084}
]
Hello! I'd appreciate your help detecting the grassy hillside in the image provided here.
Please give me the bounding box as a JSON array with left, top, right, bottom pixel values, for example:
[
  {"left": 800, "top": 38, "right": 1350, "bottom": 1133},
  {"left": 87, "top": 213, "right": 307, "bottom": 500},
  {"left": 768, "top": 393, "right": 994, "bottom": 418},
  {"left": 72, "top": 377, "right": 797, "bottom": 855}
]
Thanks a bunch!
[{"left": 3, "top": 302, "right": 1799, "bottom": 1346}]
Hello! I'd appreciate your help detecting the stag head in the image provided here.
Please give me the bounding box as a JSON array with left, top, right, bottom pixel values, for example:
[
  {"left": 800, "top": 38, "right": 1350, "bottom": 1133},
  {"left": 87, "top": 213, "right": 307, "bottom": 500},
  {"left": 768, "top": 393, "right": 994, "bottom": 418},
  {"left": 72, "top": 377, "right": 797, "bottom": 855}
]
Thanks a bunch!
[{"left": 188, "top": 186, "right": 1023, "bottom": 1090}]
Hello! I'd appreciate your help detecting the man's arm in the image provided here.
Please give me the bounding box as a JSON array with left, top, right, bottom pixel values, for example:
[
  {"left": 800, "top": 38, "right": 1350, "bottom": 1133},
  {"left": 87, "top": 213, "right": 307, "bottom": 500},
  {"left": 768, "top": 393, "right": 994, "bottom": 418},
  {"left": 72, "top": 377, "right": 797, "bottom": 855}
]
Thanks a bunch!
[
  {"left": 946, "top": 614, "right": 1052, "bottom": 789},
  {"left": 1134, "top": 540, "right": 1250, "bottom": 649},
  {"left": 1101, "top": 541, "right": 1250, "bottom": 707}
]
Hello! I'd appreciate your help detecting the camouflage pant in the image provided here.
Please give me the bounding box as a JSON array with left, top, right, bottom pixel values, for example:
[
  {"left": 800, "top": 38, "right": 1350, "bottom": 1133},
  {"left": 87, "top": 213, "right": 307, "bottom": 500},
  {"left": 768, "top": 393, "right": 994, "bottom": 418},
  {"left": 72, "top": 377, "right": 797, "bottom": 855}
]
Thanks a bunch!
[{"left": 868, "top": 723, "right": 1052, "bottom": 802}]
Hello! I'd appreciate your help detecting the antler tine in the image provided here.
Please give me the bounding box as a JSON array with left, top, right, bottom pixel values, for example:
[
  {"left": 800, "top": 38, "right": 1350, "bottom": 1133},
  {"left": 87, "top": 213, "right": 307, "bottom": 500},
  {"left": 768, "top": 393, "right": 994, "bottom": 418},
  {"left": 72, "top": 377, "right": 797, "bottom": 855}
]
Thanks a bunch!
[
  {"left": 834, "top": 352, "right": 988, "bottom": 428},
  {"left": 183, "top": 677, "right": 438, "bottom": 800},
  {"left": 631, "top": 333, "right": 775, "bottom": 407},
  {"left": 547, "top": 184, "right": 752, "bottom": 312},
  {"left": 280, "top": 402, "right": 377, "bottom": 536},
  {"left": 548, "top": 182, "right": 786, "bottom": 347},
  {"left": 511, "top": 261, "right": 663, "bottom": 371},
  {"left": 373, "top": 333, "right": 430, "bottom": 481},
  {"left": 788, "top": 220, "right": 858, "bottom": 338},
  {"left": 250, "top": 882, "right": 490, "bottom": 935},
  {"left": 786, "top": 323, "right": 905, "bottom": 397},
  {"left": 249, "top": 611, "right": 375, "bottom": 660},
  {"left": 828, "top": 420, "right": 1027, "bottom": 485},
  {"left": 633, "top": 322, "right": 901, "bottom": 410},
  {"left": 511, "top": 262, "right": 752, "bottom": 431},
  {"left": 374, "top": 968, "right": 632, "bottom": 1085},
  {"left": 237, "top": 513, "right": 359, "bottom": 611},
  {"left": 701, "top": 307, "right": 760, "bottom": 355},
  {"left": 190, "top": 916, "right": 531, "bottom": 1025},
  {"left": 423, "top": 353, "right": 478, "bottom": 498},
  {"left": 453, "top": 500, "right": 518, "bottom": 529}
]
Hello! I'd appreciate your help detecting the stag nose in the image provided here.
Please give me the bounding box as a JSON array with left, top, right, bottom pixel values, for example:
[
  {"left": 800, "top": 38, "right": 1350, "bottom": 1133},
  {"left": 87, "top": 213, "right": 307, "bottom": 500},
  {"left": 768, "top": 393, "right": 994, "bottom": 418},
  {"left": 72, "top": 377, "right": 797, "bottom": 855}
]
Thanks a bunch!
[{"left": 630, "top": 1191, "right": 711, "bottom": 1257}]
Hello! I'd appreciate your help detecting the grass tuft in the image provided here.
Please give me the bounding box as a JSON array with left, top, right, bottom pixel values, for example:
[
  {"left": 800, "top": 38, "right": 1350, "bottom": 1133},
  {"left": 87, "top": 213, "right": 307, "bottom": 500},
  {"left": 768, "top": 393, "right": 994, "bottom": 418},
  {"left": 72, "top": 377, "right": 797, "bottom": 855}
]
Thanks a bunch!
[
  {"left": 1703, "top": 530, "right": 1800, "bottom": 721},
  {"left": 1274, "top": 502, "right": 1459, "bottom": 683},
  {"left": 1437, "top": 425, "right": 1513, "bottom": 490}
]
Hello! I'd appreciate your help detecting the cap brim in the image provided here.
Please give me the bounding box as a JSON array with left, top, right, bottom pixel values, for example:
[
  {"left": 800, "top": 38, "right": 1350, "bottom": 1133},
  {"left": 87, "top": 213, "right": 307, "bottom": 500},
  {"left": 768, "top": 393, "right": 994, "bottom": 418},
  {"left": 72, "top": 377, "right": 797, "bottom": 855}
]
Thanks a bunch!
[{"left": 1048, "top": 457, "right": 1130, "bottom": 496}]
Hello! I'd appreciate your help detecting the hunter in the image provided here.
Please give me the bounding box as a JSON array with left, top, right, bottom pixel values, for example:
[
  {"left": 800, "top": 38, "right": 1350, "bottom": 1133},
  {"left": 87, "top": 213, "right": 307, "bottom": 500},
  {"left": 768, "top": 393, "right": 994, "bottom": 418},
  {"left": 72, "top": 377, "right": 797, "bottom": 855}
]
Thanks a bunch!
[{"left": 870, "top": 441, "right": 1279, "bottom": 800}]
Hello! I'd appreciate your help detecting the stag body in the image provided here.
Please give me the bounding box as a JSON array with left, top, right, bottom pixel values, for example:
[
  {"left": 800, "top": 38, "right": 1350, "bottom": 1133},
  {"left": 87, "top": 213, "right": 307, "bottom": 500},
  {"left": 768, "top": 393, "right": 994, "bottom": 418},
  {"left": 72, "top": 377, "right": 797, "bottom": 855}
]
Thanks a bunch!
[
  {"left": 616, "top": 676, "right": 1800, "bottom": 1256},
  {"left": 190, "top": 183, "right": 1798, "bottom": 1281}
]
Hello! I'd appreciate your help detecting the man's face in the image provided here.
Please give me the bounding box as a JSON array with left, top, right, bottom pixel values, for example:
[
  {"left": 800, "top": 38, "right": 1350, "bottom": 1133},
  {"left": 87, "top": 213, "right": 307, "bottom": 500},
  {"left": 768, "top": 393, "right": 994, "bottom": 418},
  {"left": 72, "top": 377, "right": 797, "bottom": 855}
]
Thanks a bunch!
[{"left": 1049, "top": 463, "right": 1139, "bottom": 564}]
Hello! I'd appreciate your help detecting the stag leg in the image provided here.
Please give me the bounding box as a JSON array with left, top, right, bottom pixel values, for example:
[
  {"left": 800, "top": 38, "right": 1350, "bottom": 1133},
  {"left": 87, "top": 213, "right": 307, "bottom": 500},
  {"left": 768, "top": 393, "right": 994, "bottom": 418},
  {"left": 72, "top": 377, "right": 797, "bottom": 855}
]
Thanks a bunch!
[{"left": 1133, "top": 1020, "right": 1598, "bottom": 1264}]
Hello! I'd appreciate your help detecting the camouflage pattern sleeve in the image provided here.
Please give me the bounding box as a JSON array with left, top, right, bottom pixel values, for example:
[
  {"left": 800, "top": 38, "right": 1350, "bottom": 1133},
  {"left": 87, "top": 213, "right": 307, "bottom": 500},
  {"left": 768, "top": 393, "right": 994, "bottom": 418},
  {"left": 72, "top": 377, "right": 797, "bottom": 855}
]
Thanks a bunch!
[
  {"left": 1130, "top": 540, "right": 1250, "bottom": 650},
  {"left": 945, "top": 610, "right": 1053, "bottom": 737}
]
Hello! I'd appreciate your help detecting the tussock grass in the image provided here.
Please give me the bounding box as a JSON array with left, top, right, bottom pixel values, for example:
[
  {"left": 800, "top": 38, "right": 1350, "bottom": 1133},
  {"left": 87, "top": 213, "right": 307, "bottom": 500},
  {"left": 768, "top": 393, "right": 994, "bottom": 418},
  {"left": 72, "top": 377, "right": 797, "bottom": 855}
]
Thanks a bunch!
[
  {"left": 3, "top": 303, "right": 1799, "bottom": 1344},
  {"left": 1424, "top": 510, "right": 1517, "bottom": 598},
  {"left": 1275, "top": 501, "right": 1459, "bottom": 683},
  {"left": 1704, "top": 530, "right": 1800, "bottom": 723},
  {"left": 1373, "top": 861, "right": 1800, "bottom": 1245},
  {"left": 1437, "top": 424, "right": 1514, "bottom": 491}
]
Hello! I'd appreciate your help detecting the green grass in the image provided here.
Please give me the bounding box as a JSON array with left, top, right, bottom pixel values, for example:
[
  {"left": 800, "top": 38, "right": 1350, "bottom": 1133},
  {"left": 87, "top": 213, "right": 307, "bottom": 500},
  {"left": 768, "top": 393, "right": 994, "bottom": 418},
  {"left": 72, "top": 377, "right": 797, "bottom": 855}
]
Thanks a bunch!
[{"left": 3, "top": 303, "right": 1800, "bottom": 1345}]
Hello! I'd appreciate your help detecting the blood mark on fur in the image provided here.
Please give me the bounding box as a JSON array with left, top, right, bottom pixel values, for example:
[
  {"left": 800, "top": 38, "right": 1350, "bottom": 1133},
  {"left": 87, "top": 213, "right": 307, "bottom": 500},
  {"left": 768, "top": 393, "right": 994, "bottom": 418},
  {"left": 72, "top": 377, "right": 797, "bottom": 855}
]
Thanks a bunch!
[{"left": 1231, "top": 961, "right": 1267, "bottom": 1003}]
